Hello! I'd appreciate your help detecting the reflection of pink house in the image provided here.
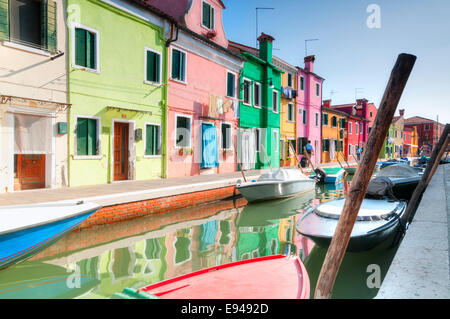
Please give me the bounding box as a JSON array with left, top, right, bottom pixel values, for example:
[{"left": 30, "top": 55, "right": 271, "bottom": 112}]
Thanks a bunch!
[
  {"left": 151, "top": 0, "right": 244, "bottom": 177},
  {"left": 296, "top": 56, "right": 324, "bottom": 166}
]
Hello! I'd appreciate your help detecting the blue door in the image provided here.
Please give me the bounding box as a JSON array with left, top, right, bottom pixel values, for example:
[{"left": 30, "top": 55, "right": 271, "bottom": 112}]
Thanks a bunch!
[{"left": 201, "top": 123, "right": 219, "bottom": 169}]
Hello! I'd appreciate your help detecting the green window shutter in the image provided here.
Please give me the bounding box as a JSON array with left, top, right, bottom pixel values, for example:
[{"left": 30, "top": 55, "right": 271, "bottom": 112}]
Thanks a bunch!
[
  {"left": 179, "top": 51, "right": 185, "bottom": 81},
  {"left": 0, "top": 0, "right": 9, "bottom": 41},
  {"left": 77, "top": 118, "right": 88, "bottom": 156},
  {"left": 227, "top": 73, "right": 234, "bottom": 96},
  {"left": 210, "top": 7, "right": 214, "bottom": 29},
  {"left": 146, "top": 125, "right": 154, "bottom": 155},
  {"left": 86, "top": 30, "right": 96, "bottom": 69},
  {"left": 47, "top": 0, "right": 57, "bottom": 52},
  {"left": 87, "top": 119, "right": 97, "bottom": 155},
  {"left": 172, "top": 49, "right": 180, "bottom": 80},
  {"left": 75, "top": 28, "right": 87, "bottom": 67},
  {"left": 146, "top": 51, "right": 160, "bottom": 83},
  {"left": 202, "top": 2, "right": 210, "bottom": 27}
]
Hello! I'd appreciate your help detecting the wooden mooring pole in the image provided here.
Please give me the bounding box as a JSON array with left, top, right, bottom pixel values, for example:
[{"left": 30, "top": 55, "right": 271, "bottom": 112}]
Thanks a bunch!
[{"left": 314, "top": 53, "right": 416, "bottom": 299}]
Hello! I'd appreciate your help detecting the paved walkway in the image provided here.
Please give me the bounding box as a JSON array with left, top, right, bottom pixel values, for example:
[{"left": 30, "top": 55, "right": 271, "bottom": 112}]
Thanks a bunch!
[
  {"left": 0, "top": 159, "right": 359, "bottom": 208},
  {"left": 376, "top": 164, "right": 450, "bottom": 298}
]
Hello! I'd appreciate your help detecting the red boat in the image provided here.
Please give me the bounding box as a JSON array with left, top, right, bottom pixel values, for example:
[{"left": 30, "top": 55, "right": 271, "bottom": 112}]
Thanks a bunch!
[{"left": 115, "top": 255, "right": 310, "bottom": 299}]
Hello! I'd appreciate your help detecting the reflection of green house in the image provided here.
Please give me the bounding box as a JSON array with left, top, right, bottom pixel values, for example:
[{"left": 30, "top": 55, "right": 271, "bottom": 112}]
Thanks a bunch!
[{"left": 237, "top": 224, "right": 280, "bottom": 260}]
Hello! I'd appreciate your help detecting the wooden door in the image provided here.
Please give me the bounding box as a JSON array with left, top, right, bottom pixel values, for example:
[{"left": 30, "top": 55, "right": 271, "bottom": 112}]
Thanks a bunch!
[
  {"left": 114, "top": 122, "right": 129, "bottom": 181},
  {"left": 14, "top": 154, "right": 46, "bottom": 191}
]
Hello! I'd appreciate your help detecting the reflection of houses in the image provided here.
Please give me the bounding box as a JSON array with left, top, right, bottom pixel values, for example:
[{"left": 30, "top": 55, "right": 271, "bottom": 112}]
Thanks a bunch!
[{"left": 0, "top": 0, "right": 68, "bottom": 192}]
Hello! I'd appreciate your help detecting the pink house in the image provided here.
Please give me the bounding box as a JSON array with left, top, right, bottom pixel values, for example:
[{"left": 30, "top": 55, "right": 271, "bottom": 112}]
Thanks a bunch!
[
  {"left": 296, "top": 56, "right": 324, "bottom": 166},
  {"left": 151, "top": 0, "right": 244, "bottom": 177}
]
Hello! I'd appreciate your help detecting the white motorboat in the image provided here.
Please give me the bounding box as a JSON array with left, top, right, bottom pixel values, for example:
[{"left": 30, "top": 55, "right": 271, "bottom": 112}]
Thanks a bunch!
[
  {"left": 236, "top": 168, "right": 315, "bottom": 203},
  {"left": 296, "top": 197, "right": 407, "bottom": 252}
]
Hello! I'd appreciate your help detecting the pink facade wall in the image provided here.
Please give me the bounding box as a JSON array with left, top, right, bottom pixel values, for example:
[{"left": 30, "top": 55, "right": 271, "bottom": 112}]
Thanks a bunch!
[
  {"left": 184, "top": 0, "right": 228, "bottom": 48},
  {"left": 296, "top": 64, "right": 323, "bottom": 165},
  {"left": 167, "top": 46, "right": 238, "bottom": 178}
]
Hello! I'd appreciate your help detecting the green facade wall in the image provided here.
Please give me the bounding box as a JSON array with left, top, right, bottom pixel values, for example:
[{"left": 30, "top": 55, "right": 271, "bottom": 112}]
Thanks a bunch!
[
  {"left": 67, "top": 0, "right": 167, "bottom": 187},
  {"left": 238, "top": 50, "right": 282, "bottom": 169}
]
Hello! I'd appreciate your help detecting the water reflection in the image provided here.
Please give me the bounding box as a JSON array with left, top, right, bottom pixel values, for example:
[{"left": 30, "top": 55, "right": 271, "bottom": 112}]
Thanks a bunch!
[{"left": 0, "top": 176, "right": 398, "bottom": 299}]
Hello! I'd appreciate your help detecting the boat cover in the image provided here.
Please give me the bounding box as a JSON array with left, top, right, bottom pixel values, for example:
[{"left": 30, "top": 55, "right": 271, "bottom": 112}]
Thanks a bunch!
[
  {"left": 315, "top": 198, "right": 401, "bottom": 221},
  {"left": 258, "top": 169, "right": 308, "bottom": 182},
  {"left": 375, "top": 164, "right": 422, "bottom": 178},
  {"left": 366, "top": 176, "right": 395, "bottom": 199}
]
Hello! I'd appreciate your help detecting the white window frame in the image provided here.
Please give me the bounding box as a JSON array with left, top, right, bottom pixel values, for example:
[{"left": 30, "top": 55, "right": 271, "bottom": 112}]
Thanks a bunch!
[
  {"left": 220, "top": 122, "right": 233, "bottom": 150},
  {"left": 287, "top": 102, "right": 294, "bottom": 122},
  {"left": 300, "top": 76, "right": 304, "bottom": 91},
  {"left": 144, "top": 47, "right": 163, "bottom": 86},
  {"left": 302, "top": 109, "right": 307, "bottom": 125},
  {"left": 273, "top": 129, "right": 279, "bottom": 153},
  {"left": 253, "top": 82, "right": 261, "bottom": 108},
  {"left": 242, "top": 78, "right": 252, "bottom": 106},
  {"left": 356, "top": 122, "right": 359, "bottom": 134},
  {"left": 170, "top": 46, "right": 188, "bottom": 84},
  {"left": 144, "top": 122, "right": 162, "bottom": 158},
  {"left": 226, "top": 70, "right": 237, "bottom": 98},
  {"left": 272, "top": 90, "right": 279, "bottom": 113},
  {"left": 316, "top": 83, "right": 320, "bottom": 96},
  {"left": 73, "top": 114, "right": 102, "bottom": 160},
  {"left": 201, "top": 0, "right": 215, "bottom": 30},
  {"left": 174, "top": 113, "right": 193, "bottom": 149},
  {"left": 315, "top": 112, "right": 319, "bottom": 126},
  {"left": 71, "top": 22, "right": 101, "bottom": 73}
]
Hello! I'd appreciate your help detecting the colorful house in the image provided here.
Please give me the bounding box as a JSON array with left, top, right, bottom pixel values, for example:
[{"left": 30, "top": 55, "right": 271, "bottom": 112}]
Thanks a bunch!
[
  {"left": 404, "top": 116, "right": 445, "bottom": 156},
  {"left": 66, "top": 0, "right": 169, "bottom": 187},
  {"left": 150, "top": 0, "right": 244, "bottom": 178},
  {"left": 329, "top": 98, "right": 377, "bottom": 148},
  {"left": 229, "top": 34, "right": 283, "bottom": 170},
  {"left": 345, "top": 114, "right": 366, "bottom": 161},
  {"left": 296, "top": 56, "right": 324, "bottom": 166},
  {"left": 380, "top": 124, "right": 395, "bottom": 159},
  {"left": 273, "top": 58, "right": 298, "bottom": 167},
  {"left": 321, "top": 107, "right": 347, "bottom": 163},
  {"left": 392, "top": 109, "right": 405, "bottom": 158},
  {"left": 0, "top": 0, "right": 69, "bottom": 192}
]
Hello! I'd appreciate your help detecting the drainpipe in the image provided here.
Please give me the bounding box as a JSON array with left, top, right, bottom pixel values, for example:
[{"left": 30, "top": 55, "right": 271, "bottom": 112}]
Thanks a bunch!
[{"left": 161, "top": 23, "right": 179, "bottom": 179}]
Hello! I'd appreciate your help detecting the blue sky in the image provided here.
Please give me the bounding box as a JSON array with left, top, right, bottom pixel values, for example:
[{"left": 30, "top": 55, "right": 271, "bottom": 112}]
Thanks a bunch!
[{"left": 222, "top": 0, "right": 450, "bottom": 124}]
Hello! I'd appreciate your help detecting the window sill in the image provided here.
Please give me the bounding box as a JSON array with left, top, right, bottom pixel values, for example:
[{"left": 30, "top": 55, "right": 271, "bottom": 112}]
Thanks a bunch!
[
  {"left": 72, "top": 64, "right": 100, "bottom": 74},
  {"left": 72, "top": 155, "right": 103, "bottom": 160},
  {"left": 253, "top": 105, "right": 262, "bottom": 109},
  {"left": 170, "top": 78, "right": 187, "bottom": 85},
  {"left": 2, "top": 41, "right": 51, "bottom": 57},
  {"left": 144, "top": 80, "right": 162, "bottom": 87},
  {"left": 144, "top": 155, "right": 162, "bottom": 159}
]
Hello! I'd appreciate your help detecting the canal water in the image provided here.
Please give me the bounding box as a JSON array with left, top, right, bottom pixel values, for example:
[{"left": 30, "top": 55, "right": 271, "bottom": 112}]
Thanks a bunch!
[{"left": 0, "top": 176, "right": 401, "bottom": 299}]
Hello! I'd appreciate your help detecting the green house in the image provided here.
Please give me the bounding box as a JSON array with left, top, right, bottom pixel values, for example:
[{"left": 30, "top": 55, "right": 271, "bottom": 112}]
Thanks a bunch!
[
  {"left": 380, "top": 124, "right": 395, "bottom": 159},
  {"left": 229, "top": 33, "right": 282, "bottom": 170},
  {"left": 67, "top": 0, "right": 169, "bottom": 187}
]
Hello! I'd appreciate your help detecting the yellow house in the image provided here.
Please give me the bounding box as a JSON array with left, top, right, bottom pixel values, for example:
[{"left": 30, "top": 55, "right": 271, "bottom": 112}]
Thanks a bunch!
[
  {"left": 321, "top": 107, "right": 347, "bottom": 163},
  {"left": 411, "top": 126, "right": 419, "bottom": 157},
  {"left": 274, "top": 57, "right": 298, "bottom": 167}
]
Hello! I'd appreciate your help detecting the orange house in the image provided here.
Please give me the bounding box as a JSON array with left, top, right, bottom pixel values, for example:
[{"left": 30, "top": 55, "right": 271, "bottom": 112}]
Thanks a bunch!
[{"left": 321, "top": 107, "right": 347, "bottom": 163}]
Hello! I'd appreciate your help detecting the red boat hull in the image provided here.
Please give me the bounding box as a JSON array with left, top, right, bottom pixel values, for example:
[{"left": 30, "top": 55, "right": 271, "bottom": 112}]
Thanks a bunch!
[{"left": 140, "top": 255, "right": 310, "bottom": 299}]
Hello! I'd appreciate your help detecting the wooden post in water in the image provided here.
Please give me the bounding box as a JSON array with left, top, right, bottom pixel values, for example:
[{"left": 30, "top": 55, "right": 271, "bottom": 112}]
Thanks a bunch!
[
  {"left": 260, "top": 144, "right": 272, "bottom": 170},
  {"left": 398, "top": 124, "right": 449, "bottom": 228},
  {"left": 303, "top": 147, "right": 315, "bottom": 171},
  {"left": 340, "top": 152, "right": 351, "bottom": 168},
  {"left": 289, "top": 141, "right": 304, "bottom": 174},
  {"left": 314, "top": 53, "right": 416, "bottom": 299}
]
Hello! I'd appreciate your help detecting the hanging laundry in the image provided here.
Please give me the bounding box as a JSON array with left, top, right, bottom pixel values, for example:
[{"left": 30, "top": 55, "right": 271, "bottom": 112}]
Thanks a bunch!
[
  {"left": 233, "top": 100, "right": 239, "bottom": 118},
  {"left": 209, "top": 94, "right": 217, "bottom": 118},
  {"left": 217, "top": 96, "right": 223, "bottom": 115}
]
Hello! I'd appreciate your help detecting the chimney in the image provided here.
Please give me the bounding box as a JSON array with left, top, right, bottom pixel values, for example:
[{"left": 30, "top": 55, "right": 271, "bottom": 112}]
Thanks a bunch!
[
  {"left": 257, "top": 33, "right": 274, "bottom": 64},
  {"left": 323, "top": 99, "right": 331, "bottom": 108},
  {"left": 399, "top": 109, "right": 405, "bottom": 117},
  {"left": 304, "top": 55, "right": 315, "bottom": 73},
  {"left": 356, "top": 98, "right": 368, "bottom": 108}
]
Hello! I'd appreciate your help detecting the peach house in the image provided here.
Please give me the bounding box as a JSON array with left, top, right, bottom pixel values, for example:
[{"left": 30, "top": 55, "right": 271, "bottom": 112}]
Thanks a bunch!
[{"left": 151, "top": 0, "right": 244, "bottom": 177}]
